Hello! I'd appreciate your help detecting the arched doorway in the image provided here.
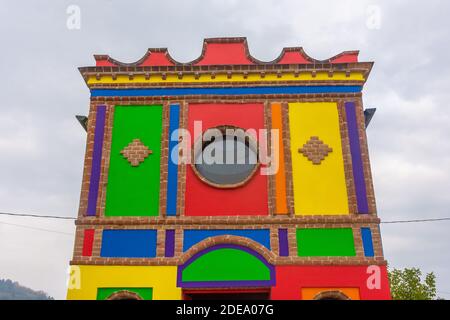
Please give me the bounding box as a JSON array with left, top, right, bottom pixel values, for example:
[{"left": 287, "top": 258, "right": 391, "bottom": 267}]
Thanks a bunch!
[
  {"left": 313, "top": 290, "right": 351, "bottom": 300},
  {"left": 106, "top": 290, "right": 143, "bottom": 300}
]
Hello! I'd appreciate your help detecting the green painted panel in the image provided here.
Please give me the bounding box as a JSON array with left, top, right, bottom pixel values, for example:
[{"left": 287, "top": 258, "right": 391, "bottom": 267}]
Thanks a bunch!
[
  {"left": 105, "top": 105, "right": 163, "bottom": 217},
  {"left": 296, "top": 228, "right": 356, "bottom": 257},
  {"left": 182, "top": 248, "right": 271, "bottom": 282},
  {"left": 97, "top": 287, "right": 153, "bottom": 300}
]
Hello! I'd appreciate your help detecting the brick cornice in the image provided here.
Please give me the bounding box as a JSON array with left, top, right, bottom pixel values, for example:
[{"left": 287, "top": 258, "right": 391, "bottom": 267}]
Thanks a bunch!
[
  {"left": 89, "top": 93, "right": 363, "bottom": 104},
  {"left": 75, "top": 215, "right": 380, "bottom": 226},
  {"left": 80, "top": 63, "right": 373, "bottom": 74},
  {"left": 70, "top": 257, "right": 387, "bottom": 267},
  {"left": 79, "top": 63, "right": 373, "bottom": 88}
]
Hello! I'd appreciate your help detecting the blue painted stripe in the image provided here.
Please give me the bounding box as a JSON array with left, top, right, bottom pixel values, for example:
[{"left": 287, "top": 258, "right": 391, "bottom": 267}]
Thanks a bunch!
[
  {"left": 361, "top": 227, "right": 374, "bottom": 257},
  {"left": 91, "top": 86, "right": 362, "bottom": 97},
  {"left": 166, "top": 104, "right": 180, "bottom": 216},
  {"left": 100, "top": 229, "right": 157, "bottom": 258},
  {"left": 183, "top": 229, "right": 271, "bottom": 252}
]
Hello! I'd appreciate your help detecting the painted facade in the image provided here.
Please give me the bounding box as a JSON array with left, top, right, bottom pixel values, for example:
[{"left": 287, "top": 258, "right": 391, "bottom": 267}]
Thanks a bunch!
[{"left": 67, "top": 37, "right": 391, "bottom": 300}]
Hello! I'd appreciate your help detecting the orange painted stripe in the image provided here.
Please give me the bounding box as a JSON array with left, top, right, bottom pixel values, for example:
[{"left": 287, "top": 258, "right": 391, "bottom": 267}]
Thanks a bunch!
[{"left": 271, "top": 103, "right": 288, "bottom": 214}]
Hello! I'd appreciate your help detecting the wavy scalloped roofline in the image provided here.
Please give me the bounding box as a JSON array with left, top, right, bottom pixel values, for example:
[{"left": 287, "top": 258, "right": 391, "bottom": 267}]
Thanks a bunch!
[{"left": 93, "top": 37, "right": 360, "bottom": 67}]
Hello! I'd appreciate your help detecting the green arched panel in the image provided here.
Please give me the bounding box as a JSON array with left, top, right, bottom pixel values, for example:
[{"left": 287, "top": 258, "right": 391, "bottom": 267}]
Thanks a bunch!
[{"left": 182, "top": 248, "right": 271, "bottom": 282}]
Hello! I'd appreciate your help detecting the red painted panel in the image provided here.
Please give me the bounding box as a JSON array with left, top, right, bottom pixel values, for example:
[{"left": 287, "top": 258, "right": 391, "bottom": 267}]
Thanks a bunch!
[
  {"left": 82, "top": 229, "right": 95, "bottom": 256},
  {"left": 184, "top": 103, "right": 268, "bottom": 216},
  {"left": 95, "top": 59, "right": 117, "bottom": 67},
  {"left": 277, "top": 51, "right": 312, "bottom": 64},
  {"left": 195, "top": 43, "right": 253, "bottom": 65},
  {"left": 139, "top": 52, "right": 175, "bottom": 66},
  {"left": 272, "top": 265, "right": 391, "bottom": 300},
  {"left": 330, "top": 53, "right": 359, "bottom": 63}
]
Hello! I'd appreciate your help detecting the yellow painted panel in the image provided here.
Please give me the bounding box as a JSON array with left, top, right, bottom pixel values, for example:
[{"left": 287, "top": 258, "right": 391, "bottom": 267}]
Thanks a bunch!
[
  {"left": 66, "top": 265, "right": 181, "bottom": 300},
  {"left": 302, "top": 287, "right": 360, "bottom": 300},
  {"left": 288, "top": 102, "right": 349, "bottom": 215},
  {"left": 87, "top": 71, "right": 364, "bottom": 85}
]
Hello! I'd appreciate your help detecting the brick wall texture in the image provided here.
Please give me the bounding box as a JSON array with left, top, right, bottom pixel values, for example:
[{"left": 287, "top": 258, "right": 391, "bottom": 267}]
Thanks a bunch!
[{"left": 70, "top": 61, "right": 386, "bottom": 271}]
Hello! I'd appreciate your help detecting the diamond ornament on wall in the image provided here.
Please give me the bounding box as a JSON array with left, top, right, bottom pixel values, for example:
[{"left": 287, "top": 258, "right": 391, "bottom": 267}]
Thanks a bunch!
[
  {"left": 120, "top": 139, "right": 153, "bottom": 167},
  {"left": 298, "top": 136, "right": 333, "bottom": 165}
]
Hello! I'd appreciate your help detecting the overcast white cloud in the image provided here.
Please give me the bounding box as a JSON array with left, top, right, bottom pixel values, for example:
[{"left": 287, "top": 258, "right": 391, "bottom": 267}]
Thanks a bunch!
[{"left": 0, "top": 0, "right": 449, "bottom": 299}]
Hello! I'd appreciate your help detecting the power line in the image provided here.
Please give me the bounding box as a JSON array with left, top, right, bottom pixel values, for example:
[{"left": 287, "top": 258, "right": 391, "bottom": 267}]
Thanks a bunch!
[
  {"left": 1, "top": 210, "right": 450, "bottom": 225},
  {"left": 0, "top": 212, "right": 75, "bottom": 220},
  {"left": 381, "top": 218, "right": 450, "bottom": 224},
  {"left": 0, "top": 221, "right": 74, "bottom": 236}
]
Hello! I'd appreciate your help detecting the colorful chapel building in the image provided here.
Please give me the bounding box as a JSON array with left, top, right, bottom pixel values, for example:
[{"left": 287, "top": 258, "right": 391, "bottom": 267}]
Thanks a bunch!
[{"left": 67, "top": 38, "right": 391, "bottom": 300}]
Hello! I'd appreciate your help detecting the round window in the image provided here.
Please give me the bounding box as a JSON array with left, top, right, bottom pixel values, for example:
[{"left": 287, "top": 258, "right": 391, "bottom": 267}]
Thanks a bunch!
[{"left": 192, "top": 126, "right": 259, "bottom": 188}]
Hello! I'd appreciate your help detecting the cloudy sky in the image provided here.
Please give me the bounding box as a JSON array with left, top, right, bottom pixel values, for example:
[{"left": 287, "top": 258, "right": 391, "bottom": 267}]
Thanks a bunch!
[{"left": 0, "top": 0, "right": 449, "bottom": 299}]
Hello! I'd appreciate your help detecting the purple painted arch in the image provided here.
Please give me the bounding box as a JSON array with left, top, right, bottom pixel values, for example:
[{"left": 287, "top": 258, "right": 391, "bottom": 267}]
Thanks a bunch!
[{"left": 177, "top": 244, "right": 276, "bottom": 288}]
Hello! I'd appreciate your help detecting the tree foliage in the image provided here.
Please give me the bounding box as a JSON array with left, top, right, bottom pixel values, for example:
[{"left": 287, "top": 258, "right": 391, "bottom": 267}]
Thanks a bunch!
[
  {"left": 388, "top": 267, "right": 437, "bottom": 300},
  {"left": 0, "top": 279, "right": 53, "bottom": 300}
]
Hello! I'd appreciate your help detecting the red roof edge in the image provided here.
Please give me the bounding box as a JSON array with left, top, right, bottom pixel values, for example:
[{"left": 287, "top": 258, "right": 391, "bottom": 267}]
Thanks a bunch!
[{"left": 92, "top": 38, "right": 361, "bottom": 67}]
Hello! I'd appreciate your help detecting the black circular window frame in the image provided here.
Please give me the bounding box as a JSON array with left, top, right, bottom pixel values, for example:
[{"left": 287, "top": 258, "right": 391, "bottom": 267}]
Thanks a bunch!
[{"left": 191, "top": 125, "right": 260, "bottom": 189}]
